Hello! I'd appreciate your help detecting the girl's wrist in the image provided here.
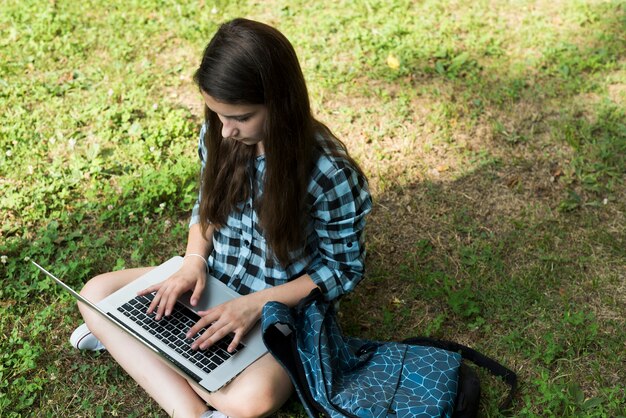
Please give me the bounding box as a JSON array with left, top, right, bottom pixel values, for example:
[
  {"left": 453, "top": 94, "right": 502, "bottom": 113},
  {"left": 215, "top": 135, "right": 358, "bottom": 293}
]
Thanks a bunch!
[
  {"left": 183, "top": 253, "right": 208, "bottom": 269},
  {"left": 250, "top": 288, "right": 275, "bottom": 317}
]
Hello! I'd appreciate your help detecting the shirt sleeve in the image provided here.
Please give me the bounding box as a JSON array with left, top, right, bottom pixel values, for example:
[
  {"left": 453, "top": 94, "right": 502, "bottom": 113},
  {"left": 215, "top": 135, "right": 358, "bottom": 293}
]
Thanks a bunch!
[
  {"left": 306, "top": 163, "right": 372, "bottom": 301},
  {"left": 189, "top": 124, "right": 208, "bottom": 228}
]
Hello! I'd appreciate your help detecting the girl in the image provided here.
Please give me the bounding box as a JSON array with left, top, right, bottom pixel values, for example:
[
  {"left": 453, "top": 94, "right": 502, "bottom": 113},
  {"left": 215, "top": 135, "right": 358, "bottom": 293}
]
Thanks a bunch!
[{"left": 73, "top": 18, "right": 371, "bottom": 418}]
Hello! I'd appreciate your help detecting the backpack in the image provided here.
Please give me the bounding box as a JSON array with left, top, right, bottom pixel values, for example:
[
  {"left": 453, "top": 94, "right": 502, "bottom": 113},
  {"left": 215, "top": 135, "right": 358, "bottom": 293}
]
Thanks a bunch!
[{"left": 261, "top": 289, "right": 517, "bottom": 418}]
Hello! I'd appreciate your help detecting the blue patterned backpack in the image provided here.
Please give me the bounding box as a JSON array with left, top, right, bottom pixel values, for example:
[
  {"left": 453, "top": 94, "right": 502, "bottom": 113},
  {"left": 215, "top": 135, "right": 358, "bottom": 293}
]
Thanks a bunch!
[{"left": 261, "top": 289, "right": 516, "bottom": 418}]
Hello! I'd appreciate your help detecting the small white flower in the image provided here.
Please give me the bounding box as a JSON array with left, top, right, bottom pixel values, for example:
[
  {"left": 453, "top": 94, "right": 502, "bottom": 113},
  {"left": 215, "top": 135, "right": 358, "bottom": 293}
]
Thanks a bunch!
[
  {"left": 28, "top": 165, "right": 34, "bottom": 174},
  {"left": 24, "top": 256, "right": 31, "bottom": 262},
  {"left": 49, "top": 136, "right": 56, "bottom": 145},
  {"left": 164, "top": 219, "right": 171, "bottom": 227},
  {"left": 5, "top": 150, "right": 12, "bottom": 157},
  {"left": 68, "top": 138, "right": 76, "bottom": 149},
  {"left": 108, "top": 89, "right": 114, "bottom": 96},
  {"left": 211, "top": 6, "right": 218, "bottom": 14},
  {"left": 159, "top": 202, "right": 166, "bottom": 209},
  {"left": 153, "top": 103, "right": 158, "bottom": 110},
  {"left": 1, "top": 255, "right": 7, "bottom": 264},
  {"left": 107, "top": 204, "right": 114, "bottom": 210},
  {"left": 603, "top": 198, "right": 608, "bottom": 205},
  {"left": 149, "top": 146, "right": 156, "bottom": 152},
  {"left": 144, "top": 217, "right": 150, "bottom": 224}
]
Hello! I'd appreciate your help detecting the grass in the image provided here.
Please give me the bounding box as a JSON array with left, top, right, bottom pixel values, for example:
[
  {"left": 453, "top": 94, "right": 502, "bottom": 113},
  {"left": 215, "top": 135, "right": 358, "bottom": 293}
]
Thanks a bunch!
[{"left": 1, "top": 0, "right": 625, "bottom": 416}]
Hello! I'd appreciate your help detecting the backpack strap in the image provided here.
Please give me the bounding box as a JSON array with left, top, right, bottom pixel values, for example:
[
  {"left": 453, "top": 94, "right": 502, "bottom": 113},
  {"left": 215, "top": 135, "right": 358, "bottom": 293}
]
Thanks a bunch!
[{"left": 403, "top": 337, "right": 517, "bottom": 412}]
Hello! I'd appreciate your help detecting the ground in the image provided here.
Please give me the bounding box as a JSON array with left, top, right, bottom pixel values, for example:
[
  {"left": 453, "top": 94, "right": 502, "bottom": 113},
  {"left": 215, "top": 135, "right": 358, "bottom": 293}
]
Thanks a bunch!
[{"left": 1, "top": 0, "right": 625, "bottom": 416}]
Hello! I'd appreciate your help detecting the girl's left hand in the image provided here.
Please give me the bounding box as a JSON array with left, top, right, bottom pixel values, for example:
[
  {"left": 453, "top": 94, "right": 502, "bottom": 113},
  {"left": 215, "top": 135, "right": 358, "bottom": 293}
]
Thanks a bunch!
[{"left": 186, "top": 293, "right": 264, "bottom": 353}]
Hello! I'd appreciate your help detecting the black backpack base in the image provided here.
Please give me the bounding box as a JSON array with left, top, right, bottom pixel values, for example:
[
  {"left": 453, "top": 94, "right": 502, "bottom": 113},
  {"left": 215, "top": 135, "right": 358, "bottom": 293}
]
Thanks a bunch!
[{"left": 454, "top": 363, "right": 481, "bottom": 418}]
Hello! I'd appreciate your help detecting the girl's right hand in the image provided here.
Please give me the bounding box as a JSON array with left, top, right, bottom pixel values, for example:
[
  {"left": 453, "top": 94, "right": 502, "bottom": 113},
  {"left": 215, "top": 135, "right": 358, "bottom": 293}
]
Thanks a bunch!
[{"left": 138, "top": 256, "right": 207, "bottom": 320}]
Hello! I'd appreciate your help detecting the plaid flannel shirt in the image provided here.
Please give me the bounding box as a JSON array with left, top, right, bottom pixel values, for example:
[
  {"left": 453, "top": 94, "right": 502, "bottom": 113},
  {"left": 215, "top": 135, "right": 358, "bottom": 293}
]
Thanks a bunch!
[{"left": 190, "top": 125, "right": 372, "bottom": 302}]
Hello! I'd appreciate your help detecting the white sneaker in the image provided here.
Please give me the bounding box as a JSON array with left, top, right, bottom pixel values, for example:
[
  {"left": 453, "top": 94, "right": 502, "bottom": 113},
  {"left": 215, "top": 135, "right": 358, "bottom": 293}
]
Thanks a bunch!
[{"left": 70, "top": 323, "right": 106, "bottom": 351}]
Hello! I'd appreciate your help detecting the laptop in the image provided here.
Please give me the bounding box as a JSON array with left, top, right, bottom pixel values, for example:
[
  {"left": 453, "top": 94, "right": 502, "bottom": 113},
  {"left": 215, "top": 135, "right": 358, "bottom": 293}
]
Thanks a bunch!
[{"left": 32, "top": 256, "right": 268, "bottom": 392}]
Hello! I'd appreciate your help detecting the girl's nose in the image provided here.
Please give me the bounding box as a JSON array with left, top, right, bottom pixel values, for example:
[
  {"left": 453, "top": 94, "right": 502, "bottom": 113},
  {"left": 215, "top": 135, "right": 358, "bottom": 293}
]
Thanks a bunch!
[{"left": 221, "top": 120, "right": 239, "bottom": 139}]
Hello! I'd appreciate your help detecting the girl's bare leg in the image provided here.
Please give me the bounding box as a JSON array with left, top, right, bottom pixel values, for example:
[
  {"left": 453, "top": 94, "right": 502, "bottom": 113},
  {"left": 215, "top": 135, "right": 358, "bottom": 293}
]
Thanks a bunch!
[
  {"left": 192, "top": 353, "right": 293, "bottom": 418},
  {"left": 78, "top": 269, "right": 292, "bottom": 418}
]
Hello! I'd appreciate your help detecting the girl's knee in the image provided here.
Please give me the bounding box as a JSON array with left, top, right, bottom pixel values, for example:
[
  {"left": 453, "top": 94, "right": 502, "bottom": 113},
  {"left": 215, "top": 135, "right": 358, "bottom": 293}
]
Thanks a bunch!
[
  {"left": 210, "top": 374, "right": 291, "bottom": 418},
  {"left": 77, "top": 274, "right": 113, "bottom": 329},
  {"left": 220, "top": 388, "right": 282, "bottom": 418},
  {"left": 79, "top": 273, "right": 110, "bottom": 300},
  {"left": 77, "top": 271, "right": 132, "bottom": 329},
  {"left": 244, "top": 387, "right": 282, "bottom": 417}
]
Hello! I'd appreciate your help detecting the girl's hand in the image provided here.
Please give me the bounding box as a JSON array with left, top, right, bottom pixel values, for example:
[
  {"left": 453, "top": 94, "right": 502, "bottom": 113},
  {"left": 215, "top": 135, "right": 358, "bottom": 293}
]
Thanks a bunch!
[
  {"left": 186, "top": 293, "right": 264, "bottom": 353},
  {"left": 138, "top": 257, "right": 207, "bottom": 320}
]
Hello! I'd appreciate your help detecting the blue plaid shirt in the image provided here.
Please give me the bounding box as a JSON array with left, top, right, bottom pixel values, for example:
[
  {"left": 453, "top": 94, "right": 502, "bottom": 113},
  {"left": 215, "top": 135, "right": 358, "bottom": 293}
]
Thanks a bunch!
[{"left": 190, "top": 125, "right": 372, "bottom": 301}]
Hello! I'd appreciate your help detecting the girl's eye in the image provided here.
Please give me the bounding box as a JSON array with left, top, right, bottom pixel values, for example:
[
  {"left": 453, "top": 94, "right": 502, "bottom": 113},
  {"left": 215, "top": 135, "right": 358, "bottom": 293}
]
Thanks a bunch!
[{"left": 235, "top": 115, "right": 251, "bottom": 122}]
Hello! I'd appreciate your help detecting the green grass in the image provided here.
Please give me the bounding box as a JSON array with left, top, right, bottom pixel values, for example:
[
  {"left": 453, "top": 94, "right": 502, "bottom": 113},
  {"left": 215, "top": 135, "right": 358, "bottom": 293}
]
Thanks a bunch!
[{"left": 2, "top": 0, "right": 625, "bottom": 416}]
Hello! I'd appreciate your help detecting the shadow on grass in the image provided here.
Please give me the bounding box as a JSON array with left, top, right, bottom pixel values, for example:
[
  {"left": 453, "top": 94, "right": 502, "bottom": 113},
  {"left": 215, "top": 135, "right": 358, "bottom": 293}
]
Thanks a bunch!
[
  {"left": 336, "top": 3, "right": 626, "bottom": 414},
  {"left": 339, "top": 162, "right": 625, "bottom": 414}
]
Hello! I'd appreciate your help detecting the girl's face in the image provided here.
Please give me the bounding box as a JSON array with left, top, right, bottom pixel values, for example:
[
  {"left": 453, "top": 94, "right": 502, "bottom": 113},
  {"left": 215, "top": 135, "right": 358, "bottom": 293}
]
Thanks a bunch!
[{"left": 202, "top": 92, "right": 268, "bottom": 147}]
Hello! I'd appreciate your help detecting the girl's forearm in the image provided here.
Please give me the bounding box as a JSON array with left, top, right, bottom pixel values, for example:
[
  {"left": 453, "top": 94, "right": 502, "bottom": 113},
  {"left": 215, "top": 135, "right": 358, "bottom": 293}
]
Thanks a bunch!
[
  {"left": 183, "top": 223, "right": 214, "bottom": 267},
  {"left": 250, "top": 274, "right": 318, "bottom": 310}
]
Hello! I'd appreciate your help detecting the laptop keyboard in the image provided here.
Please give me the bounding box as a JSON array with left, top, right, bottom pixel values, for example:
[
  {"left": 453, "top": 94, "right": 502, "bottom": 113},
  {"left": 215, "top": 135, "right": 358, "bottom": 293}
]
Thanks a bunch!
[{"left": 117, "top": 293, "right": 244, "bottom": 374}]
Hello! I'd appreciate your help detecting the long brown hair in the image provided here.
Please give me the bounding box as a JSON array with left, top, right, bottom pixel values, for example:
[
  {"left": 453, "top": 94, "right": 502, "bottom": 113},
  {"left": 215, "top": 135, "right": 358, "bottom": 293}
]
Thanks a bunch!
[{"left": 193, "top": 18, "right": 362, "bottom": 265}]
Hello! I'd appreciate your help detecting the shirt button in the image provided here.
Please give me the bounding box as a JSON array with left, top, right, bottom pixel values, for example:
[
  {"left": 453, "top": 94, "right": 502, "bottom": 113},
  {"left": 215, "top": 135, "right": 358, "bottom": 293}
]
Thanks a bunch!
[{"left": 244, "top": 240, "right": 250, "bottom": 246}]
